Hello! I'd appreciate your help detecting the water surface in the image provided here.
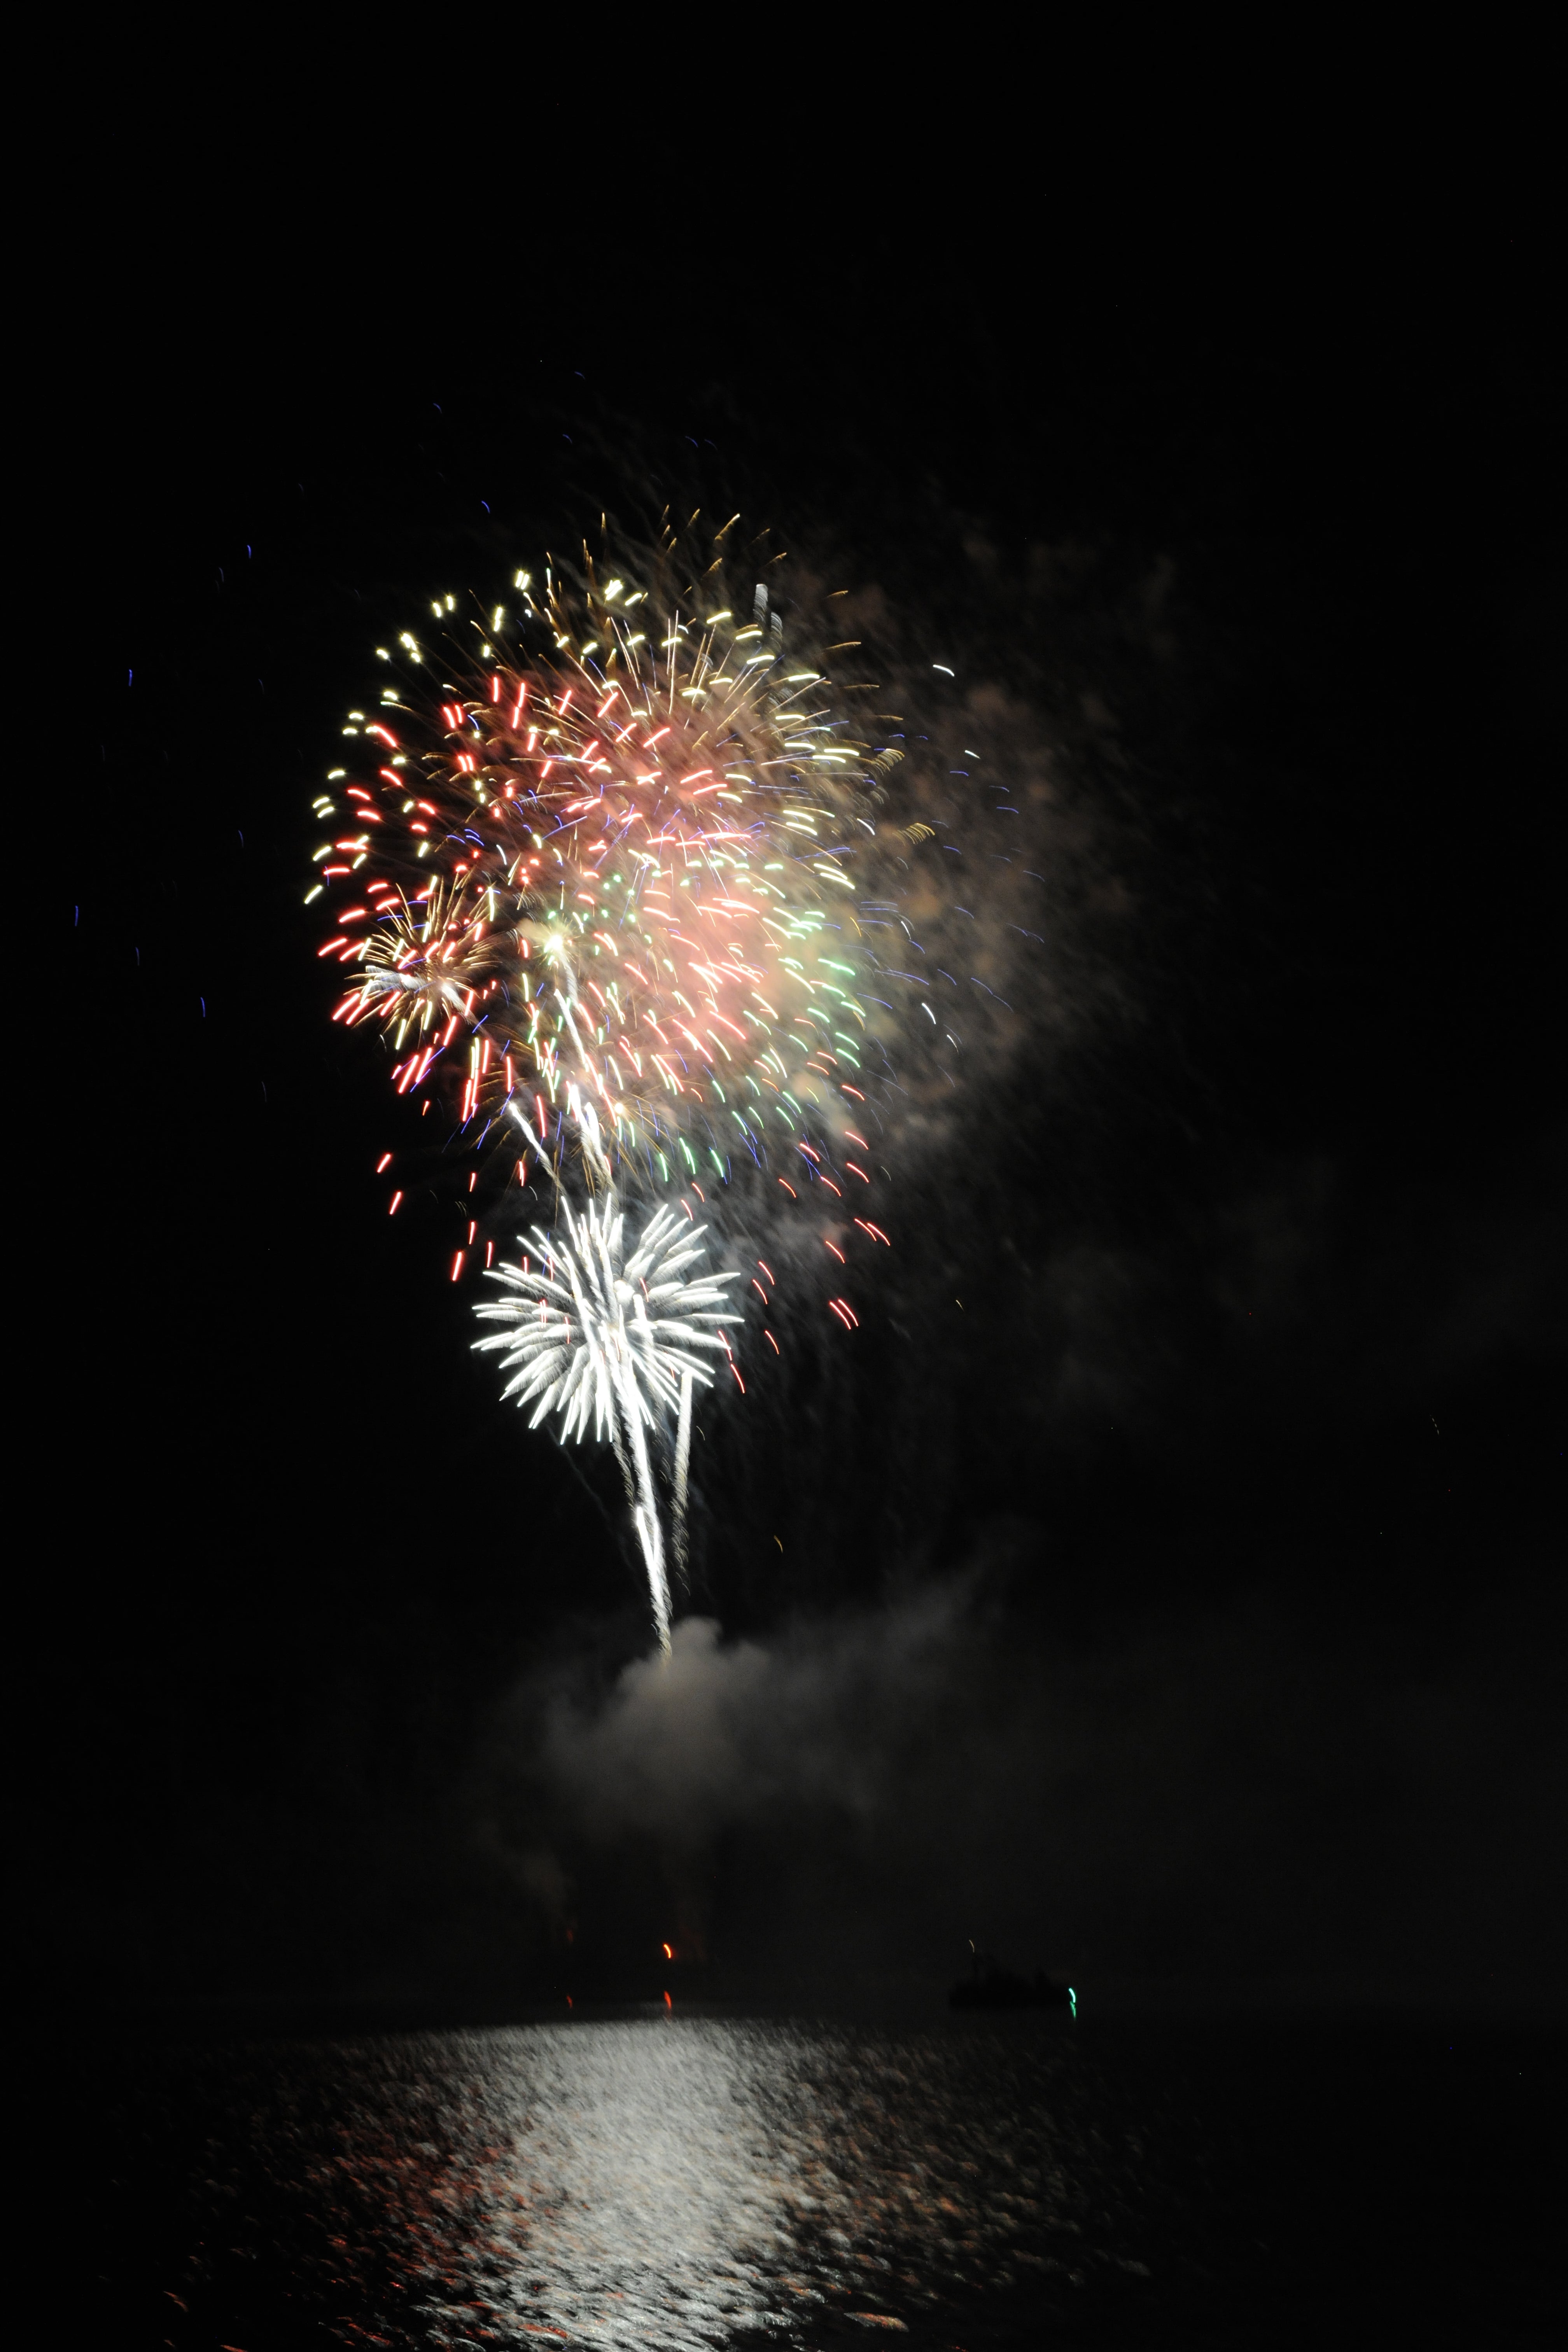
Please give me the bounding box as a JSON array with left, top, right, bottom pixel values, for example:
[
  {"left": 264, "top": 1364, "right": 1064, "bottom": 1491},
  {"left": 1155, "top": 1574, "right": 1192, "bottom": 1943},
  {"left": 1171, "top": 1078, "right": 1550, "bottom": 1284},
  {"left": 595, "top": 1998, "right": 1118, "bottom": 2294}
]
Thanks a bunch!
[{"left": 65, "top": 2011, "right": 1559, "bottom": 2347}]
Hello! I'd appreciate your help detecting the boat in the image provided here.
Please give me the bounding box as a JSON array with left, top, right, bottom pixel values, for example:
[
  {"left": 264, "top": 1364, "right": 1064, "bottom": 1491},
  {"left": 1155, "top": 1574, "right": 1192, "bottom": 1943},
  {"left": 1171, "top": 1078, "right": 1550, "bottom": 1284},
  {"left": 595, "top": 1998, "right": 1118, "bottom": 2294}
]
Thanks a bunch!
[{"left": 948, "top": 1946, "right": 1074, "bottom": 2013}]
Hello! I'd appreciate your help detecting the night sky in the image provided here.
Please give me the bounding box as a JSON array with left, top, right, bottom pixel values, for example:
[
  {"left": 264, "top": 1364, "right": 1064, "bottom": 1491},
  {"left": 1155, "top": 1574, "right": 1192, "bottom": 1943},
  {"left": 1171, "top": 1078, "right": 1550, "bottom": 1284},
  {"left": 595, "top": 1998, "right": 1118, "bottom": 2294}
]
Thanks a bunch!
[{"left": 33, "top": 145, "right": 1563, "bottom": 2023}]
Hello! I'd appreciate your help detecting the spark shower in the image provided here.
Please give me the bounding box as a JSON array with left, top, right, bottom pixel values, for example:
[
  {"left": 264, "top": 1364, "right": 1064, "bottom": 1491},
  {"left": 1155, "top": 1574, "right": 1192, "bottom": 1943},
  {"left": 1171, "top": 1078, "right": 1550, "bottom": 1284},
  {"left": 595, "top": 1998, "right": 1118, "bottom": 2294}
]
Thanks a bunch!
[{"left": 310, "top": 510, "right": 980, "bottom": 1646}]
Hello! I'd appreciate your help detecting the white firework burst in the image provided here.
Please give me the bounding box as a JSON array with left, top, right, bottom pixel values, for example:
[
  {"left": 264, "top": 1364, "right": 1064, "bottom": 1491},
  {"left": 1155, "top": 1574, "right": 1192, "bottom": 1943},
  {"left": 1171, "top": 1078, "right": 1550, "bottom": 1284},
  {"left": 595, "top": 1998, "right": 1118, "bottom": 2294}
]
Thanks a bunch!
[{"left": 474, "top": 1194, "right": 741, "bottom": 1646}]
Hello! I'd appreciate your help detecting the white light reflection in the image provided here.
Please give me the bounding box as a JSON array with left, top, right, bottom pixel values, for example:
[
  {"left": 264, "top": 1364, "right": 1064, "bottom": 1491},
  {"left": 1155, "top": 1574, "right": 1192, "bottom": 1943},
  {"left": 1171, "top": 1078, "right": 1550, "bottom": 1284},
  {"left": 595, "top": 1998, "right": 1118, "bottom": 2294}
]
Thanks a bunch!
[
  {"left": 222, "top": 2018, "right": 1142, "bottom": 2343},
  {"left": 481, "top": 2024, "right": 797, "bottom": 2339}
]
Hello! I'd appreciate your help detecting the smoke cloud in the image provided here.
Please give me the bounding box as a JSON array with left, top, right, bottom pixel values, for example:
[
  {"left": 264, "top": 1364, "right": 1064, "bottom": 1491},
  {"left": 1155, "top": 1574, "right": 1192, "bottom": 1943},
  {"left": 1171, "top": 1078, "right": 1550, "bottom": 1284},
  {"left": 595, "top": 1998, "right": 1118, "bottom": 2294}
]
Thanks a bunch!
[{"left": 482, "top": 1572, "right": 1565, "bottom": 2006}]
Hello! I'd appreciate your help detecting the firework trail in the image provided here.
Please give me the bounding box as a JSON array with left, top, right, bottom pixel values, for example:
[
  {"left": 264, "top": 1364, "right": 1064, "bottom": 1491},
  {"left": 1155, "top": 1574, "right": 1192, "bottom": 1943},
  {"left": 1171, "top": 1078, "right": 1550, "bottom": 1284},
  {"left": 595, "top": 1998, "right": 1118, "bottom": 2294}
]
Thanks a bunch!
[
  {"left": 312, "top": 511, "right": 936, "bottom": 1642},
  {"left": 474, "top": 1195, "right": 741, "bottom": 1643}
]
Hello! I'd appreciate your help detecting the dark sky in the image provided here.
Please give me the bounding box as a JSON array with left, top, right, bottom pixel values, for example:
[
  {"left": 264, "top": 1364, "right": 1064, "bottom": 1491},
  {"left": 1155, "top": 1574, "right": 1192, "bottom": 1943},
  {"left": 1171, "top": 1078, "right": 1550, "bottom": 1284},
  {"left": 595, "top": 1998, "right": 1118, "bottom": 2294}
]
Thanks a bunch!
[{"left": 32, "top": 145, "right": 1563, "bottom": 2015}]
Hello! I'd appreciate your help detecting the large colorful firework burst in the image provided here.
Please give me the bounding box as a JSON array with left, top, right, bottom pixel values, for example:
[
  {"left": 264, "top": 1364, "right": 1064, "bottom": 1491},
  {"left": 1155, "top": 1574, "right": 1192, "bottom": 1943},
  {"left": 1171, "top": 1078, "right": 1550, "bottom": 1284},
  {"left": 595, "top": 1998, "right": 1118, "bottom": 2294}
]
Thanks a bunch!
[
  {"left": 309, "top": 512, "right": 945, "bottom": 1642},
  {"left": 311, "top": 514, "right": 905, "bottom": 1298}
]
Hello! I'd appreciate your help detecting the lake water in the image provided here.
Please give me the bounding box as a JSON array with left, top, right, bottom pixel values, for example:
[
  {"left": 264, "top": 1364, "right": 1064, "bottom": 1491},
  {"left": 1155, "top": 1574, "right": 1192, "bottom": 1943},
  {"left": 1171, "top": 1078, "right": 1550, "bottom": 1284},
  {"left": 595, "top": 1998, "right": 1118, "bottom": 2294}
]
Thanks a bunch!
[{"left": 60, "top": 2011, "right": 1560, "bottom": 2347}]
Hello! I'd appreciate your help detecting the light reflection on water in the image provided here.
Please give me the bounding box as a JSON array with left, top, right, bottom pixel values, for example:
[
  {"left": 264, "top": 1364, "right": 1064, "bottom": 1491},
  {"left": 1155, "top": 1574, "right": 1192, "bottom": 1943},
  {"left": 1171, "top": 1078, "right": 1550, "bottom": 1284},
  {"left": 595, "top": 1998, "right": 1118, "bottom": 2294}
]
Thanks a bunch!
[{"left": 152, "top": 2017, "right": 1181, "bottom": 2345}]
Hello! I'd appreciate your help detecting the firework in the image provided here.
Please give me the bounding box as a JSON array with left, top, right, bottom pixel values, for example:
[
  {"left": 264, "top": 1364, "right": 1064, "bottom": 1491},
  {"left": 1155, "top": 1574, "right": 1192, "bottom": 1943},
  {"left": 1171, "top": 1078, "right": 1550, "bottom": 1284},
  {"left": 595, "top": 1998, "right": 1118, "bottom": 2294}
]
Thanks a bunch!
[
  {"left": 314, "top": 513, "right": 929, "bottom": 1642},
  {"left": 313, "top": 522, "right": 899, "bottom": 1216},
  {"left": 474, "top": 1195, "right": 741, "bottom": 1646}
]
